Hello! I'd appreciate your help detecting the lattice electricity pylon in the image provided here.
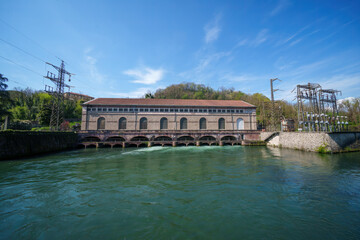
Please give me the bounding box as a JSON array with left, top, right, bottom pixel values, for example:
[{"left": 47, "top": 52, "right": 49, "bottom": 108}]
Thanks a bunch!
[
  {"left": 44, "top": 60, "right": 73, "bottom": 131},
  {"left": 318, "top": 89, "right": 341, "bottom": 116},
  {"left": 296, "top": 83, "right": 321, "bottom": 122}
]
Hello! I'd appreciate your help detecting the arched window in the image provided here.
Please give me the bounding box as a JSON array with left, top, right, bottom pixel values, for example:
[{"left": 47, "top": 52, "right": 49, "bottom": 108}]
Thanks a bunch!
[
  {"left": 199, "top": 118, "right": 207, "bottom": 130},
  {"left": 140, "top": 117, "right": 147, "bottom": 130},
  {"left": 180, "top": 118, "right": 187, "bottom": 130},
  {"left": 218, "top": 118, "right": 225, "bottom": 130},
  {"left": 237, "top": 118, "right": 244, "bottom": 130},
  {"left": 97, "top": 117, "right": 105, "bottom": 130},
  {"left": 160, "top": 117, "right": 168, "bottom": 129},
  {"left": 119, "top": 117, "right": 126, "bottom": 130}
]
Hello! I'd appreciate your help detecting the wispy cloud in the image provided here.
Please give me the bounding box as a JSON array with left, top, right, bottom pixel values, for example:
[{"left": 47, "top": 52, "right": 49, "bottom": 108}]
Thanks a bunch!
[
  {"left": 251, "top": 29, "right": 269, "bottom": 46},
  {"left": 180, "top": 51, "right": 231, "bottom": 82},
  {"left": 204, "top": 14, "right": 222, "bottom": 43},
  {"left": 123, "top": 66, "right": 165, "bottom": 85},
  {"left": 84, "top": 48, "right": 107, "bottom": 83},
  {"left": 221, "top": 73, "right": 267, "bottom": 83},
  {"left": 270, "top": 0, "right": 290, "bottom": 16}
]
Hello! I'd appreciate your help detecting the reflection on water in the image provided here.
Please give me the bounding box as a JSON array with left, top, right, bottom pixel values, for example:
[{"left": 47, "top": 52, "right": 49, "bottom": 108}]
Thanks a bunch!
[{"left": 0, "top": 146, "right": 359, "bottom": 239}]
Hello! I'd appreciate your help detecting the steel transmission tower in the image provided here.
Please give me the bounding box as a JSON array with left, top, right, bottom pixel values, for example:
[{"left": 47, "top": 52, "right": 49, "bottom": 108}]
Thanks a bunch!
[
  {"left": 44, "top": 60, "right": 73, "bottom": 130},
  {"left": 270, "top": 78, "right": 280, "bottom": 131}
]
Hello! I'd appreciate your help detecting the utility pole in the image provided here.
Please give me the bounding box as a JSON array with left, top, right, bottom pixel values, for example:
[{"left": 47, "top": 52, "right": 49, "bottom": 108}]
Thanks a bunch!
[
  {"left": 44, "top": 60, "right": 73, "bottom": 131},
  {"left": 270, "top": 78, "right": 280, "bottom": 131}
]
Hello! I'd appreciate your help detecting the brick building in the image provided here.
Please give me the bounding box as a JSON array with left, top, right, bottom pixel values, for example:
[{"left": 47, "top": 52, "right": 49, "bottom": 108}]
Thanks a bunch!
[{"left": 81, "top": 98, "right": 257, "bottom": 131}]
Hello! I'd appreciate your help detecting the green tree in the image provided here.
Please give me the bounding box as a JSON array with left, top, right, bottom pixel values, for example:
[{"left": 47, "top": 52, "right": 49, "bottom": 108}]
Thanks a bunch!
[{"left": 0, "top": 74, "right": 11, "bottom": 119}]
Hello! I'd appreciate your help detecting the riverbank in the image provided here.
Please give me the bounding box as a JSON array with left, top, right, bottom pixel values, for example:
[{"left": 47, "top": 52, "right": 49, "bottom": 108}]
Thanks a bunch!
[{"left": 0, "top": 131, "right": 78, "bottom": 160}]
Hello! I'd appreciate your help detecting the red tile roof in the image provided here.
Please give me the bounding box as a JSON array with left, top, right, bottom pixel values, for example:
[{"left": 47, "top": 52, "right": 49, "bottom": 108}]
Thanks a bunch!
[{"left": 84, "top": 98, "right": 255, "bottom": 108}]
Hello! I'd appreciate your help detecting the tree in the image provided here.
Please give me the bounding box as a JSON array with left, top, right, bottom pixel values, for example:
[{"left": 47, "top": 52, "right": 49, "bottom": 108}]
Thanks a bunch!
[{"left": 0, "top": 74, "right": 11, "bottom": 119}]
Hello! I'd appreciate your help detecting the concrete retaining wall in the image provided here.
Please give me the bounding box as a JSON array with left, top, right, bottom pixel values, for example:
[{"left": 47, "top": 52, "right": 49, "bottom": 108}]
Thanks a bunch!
[
  {"left": 0, "top": 131, "right": 78, "bottom": 160},
  {"left": 260, "top": 132, "right": 360, "bottom": 153}
]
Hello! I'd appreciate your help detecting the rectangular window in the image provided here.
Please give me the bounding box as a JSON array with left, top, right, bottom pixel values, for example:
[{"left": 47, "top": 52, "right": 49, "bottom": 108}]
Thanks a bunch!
[
  {"left": 174, "top": 109, "right": 179, "bottom": 112},
  {"left": 170, "top": 109, "right": 174, "bottom": 112},
  {"left": 184, "top": 109, "right": 188, "bottom": 112},
  {"left": 92, "top": 108, "right": 96, "bottom": 111},
  {"left": 144, "top": 108, "right": 149, "bottom": 112},
  {"left": 203, "top": 109, "right": 208, "bottom": 113},
  {"left": 164, "top": 109, "right": 169, "bottom": 112},
  {"left": 109, "top": 108, "right": 113, "bottom": 112},
  {"left": 160, "top": 109, "right": 164, "bottom": 112},
  {"left": 150, "top": 108, "right": 154, "bottom": 112},
  {"left": 194, "top": 109, "right": 198, "bottom": 113},
  {"left": 231, "top": 110, "right": 234, "bottom": 113},
  {"left": 199, "top": 109, "right": 203, "bottom": 113},
  {"left": 240, "top": 110, "right": 243, "bottom": 113},
  {"left": 189, "top": 109, "right": 194, "bottom": 113},
  {"left": 102, "top": 108, "right": 107, "bottom": 112},
  {"left": 129, "top": 108, "right": 134, "bottom": 112},
  {"left": 222, "top": 109, "right": 226, "bottom": 113},
  {"left": 180, "top": 109, "right": 184, "bottom": 112},
  {"left": 154, "top": 109, "right": 159, "bottom": 112},
  {"left": 140, "top": 108, "right": 144, "bottom": 112}
]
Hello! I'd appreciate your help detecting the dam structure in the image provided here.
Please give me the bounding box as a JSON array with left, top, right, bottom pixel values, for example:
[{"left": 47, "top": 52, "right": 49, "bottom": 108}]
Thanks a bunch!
[{"left": 78, "top": 98, "right": 260, "bottom": 148}]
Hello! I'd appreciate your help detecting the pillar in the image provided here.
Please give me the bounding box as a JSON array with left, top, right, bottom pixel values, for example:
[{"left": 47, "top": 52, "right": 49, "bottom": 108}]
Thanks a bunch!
[{"left": 172, "top": 141, "right": 177, "bottom": 147}]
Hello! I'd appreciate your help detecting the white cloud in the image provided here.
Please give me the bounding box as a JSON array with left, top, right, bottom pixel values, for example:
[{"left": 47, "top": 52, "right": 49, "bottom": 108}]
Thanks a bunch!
[
  {"left": 123, "top": 67, "right": 165, "bottom": 85},
  {"left": 270, "top": 0, "right": 290, "bottom": 16},
  {"left": 204, "top": 14, "right": 222, "bottom": 43}
]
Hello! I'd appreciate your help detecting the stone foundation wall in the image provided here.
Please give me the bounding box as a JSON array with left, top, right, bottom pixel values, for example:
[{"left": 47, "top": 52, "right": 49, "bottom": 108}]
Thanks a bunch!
[
  {"left": 0, "top": 131, "right": 78, "bottom": 160},
  {"left": 261, "top": 132, "right": 360, "bottom": 153}
]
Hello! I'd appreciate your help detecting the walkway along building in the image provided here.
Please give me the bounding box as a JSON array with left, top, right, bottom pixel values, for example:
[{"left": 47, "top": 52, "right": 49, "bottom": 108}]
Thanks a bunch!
[{"left": 79, "top": 98, "right": 260, "bottom": 147}]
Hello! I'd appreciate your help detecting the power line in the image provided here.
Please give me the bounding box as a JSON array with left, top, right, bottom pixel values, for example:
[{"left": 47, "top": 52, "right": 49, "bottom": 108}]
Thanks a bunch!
[
  {"left": 0, "top": 37, "right": 46, "bottom": 63},
  {"left": 0, "top": 55, "right": 43, "bottom": 77},
  {"left": 0, "top": 17, "right": 60, "bottom": 60}
]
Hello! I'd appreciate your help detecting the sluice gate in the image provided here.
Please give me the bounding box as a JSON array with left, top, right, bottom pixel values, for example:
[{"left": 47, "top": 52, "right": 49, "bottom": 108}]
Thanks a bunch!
[{"left": 78, "top": 130, "right": 260, "bottom": 148}]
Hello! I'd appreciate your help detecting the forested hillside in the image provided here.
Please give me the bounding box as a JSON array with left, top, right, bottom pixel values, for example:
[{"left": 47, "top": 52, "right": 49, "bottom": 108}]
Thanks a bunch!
[
  {"left": 146, "top": 82, "right": 360, "bottom": 131},
  {"left": 146, "top": 82, "right": 298, "bottom": 129}
]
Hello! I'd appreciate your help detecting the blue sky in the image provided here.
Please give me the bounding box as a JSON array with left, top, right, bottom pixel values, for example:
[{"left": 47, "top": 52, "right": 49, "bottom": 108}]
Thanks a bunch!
[{"left": 0, "top": 0, "right": 359, "bottom": 101}]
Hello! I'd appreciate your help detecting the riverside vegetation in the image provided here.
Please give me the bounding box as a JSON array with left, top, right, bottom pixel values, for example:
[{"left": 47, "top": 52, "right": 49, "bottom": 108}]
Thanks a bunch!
[{"left": 1, "top": 74, "right": 359, "bottom": 131}]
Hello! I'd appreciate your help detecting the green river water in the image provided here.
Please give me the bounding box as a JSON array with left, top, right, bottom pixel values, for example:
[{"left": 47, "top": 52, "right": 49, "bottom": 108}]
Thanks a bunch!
[{"left": 0, "top": 146, "right": 359, "bottom": 239}]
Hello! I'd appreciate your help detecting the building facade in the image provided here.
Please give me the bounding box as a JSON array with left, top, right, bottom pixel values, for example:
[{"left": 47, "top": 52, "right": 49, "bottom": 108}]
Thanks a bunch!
[{"left": 81, "top": 98, "right": 257, "bottom": 131}]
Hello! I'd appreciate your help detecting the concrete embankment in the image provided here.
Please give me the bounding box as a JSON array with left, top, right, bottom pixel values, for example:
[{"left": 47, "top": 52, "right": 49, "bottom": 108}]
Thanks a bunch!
[
  {"left": 0, "top": 131, "right": 78, "bottom": 160},
  {"left": 261, "top": 132, "right": 360, "bottom": 153}
]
